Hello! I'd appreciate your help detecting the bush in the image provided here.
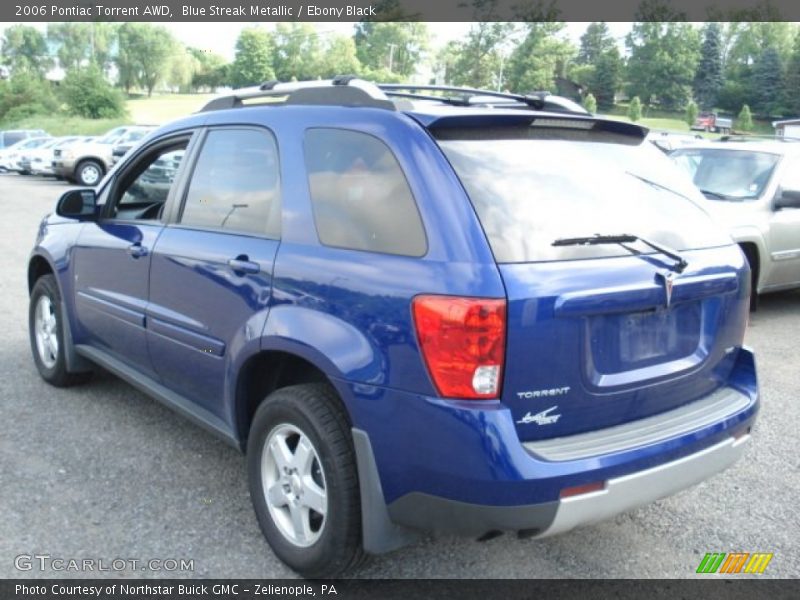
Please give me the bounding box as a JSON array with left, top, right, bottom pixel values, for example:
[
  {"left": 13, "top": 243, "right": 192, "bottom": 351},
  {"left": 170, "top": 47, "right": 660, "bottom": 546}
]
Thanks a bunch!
[
  {"left": 628, "top": 96, "right": 642, "bottom": 122},
  {"left": 738, "top": 104, "right": 753, "bottom": 132},
  {"left": 0, "top": 72, "right": 59, "bottom": 123},
  {"left": 685, "top": 100, "right": 698, "bottom": 126},
  {"left": 61, "top": 67, "right": 127, "bottom": 119},
  {"left": 583, "top": 93, "right": 597, "bottom": 114}
]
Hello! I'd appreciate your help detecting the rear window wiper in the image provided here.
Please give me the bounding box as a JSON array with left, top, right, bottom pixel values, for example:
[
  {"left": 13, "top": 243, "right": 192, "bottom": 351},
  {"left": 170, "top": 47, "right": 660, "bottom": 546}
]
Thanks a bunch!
[{"left": 552, "top": 233, "right": 689, "bottom": 273}]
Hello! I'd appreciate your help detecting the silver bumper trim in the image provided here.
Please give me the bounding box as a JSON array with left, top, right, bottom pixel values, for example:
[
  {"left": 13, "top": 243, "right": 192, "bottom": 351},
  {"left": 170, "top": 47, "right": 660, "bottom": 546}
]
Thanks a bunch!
[
  {"left": 539, "top": 434, "right": 749, "bottom": 537},
  {"left": 523, "top": 386, "right": 751, "bottom": 461}
]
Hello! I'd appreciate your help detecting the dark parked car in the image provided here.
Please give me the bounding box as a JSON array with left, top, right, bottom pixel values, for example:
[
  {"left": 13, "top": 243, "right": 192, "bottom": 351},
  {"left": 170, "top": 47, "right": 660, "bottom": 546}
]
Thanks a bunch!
[{"left": 28, "top": 79, "right": 759, "bottom": 578}]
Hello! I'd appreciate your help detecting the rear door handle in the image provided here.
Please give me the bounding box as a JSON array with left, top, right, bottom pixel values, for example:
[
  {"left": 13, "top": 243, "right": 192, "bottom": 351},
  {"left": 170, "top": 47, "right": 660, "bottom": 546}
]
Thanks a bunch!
[
  {"left": 127, "top": 243, "right": 148, "bottom": 258},
  {"left": 227, "top": 257, "right": 260, "bottom": 274}
]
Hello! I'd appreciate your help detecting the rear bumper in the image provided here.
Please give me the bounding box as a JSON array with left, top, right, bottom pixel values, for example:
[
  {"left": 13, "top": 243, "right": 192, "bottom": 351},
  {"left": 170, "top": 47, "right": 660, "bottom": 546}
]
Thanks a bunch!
[
  {"left": 384, "top": 433, "right": 749, "bottom": 539},
  {"left": 348, "top": 347, "right": 758, "bottom": 550}
]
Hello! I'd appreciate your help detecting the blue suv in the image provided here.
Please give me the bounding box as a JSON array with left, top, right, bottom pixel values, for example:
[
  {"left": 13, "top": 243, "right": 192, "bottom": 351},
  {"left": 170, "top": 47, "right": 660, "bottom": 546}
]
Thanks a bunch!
[{"left": 28, "top": 78, "right": 759, "bottom": 577}]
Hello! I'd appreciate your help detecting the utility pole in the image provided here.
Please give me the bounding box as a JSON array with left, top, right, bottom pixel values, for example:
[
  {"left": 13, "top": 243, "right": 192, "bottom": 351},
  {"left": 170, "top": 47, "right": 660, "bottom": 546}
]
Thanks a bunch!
[{"left": 387, "top": 43, "right": 397, "bottom": 72}]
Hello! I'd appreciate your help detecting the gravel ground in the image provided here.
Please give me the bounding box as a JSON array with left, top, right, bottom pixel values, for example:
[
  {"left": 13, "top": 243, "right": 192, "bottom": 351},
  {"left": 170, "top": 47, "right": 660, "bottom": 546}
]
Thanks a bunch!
[{"left": 0, "top": 173, "right": 797, "bottom": 579}]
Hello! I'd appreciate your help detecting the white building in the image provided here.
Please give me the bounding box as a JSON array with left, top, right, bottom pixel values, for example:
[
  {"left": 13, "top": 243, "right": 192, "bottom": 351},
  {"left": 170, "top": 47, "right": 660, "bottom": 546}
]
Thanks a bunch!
[{"left": 772, "top": 118, "right": 800, "bottom": 140}]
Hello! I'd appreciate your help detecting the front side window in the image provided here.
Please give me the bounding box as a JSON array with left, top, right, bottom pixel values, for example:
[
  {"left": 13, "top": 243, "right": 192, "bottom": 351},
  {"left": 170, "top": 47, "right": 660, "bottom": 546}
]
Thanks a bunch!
[
  {"left": 672, "top": 148, "right": 780, "bottom": 201},
  {"left": 304, "top": 128, "right": 426, "bottom": 256},
  {"left": 110, "top": 144, "right": 187, "bottom": 221},
  {"left": 180, "top": 128, "right": 281, "bottom": 238}
]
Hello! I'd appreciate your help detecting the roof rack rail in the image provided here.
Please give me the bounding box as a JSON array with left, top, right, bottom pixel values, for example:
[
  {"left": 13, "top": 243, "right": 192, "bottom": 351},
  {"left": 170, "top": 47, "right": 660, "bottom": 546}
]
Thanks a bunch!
[
  {"left": 377, "top": 84, "right": 589, "bottom": 114},
  {"left": 200, "top": 77, "right": 396, "bottom": 112}
]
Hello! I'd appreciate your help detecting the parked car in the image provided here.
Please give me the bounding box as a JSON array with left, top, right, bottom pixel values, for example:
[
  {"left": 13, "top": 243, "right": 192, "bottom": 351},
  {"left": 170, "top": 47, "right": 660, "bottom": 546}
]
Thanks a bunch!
[
  {"left": 691, "top": 112, "right": 733, "bottom": 134},
  {"left": 0, "top": 136, "right": 52, "bottom": 173},
  {"left": 647, "top": 130, "right": 704, "bottom": 154},
  {"left": 19, "top": 137, "right": 64, "bottom": 175},
  {"left": 110, "top": 126, "right": 156, "bottom": 166},
  {"left": 53, "top": 126, "right": 144, "bottom": 186},
  {"left": 24, "top": 137, "right": 84, "bottom": 177},
  {"left": 28, "top": 79, "right": 759, "bottom": 578},
  {"left": 671, "top": 140, "right": 800, "bottom": 306},
  {"left": 0, "top": 129, "right": 47, "bottom": 152}
]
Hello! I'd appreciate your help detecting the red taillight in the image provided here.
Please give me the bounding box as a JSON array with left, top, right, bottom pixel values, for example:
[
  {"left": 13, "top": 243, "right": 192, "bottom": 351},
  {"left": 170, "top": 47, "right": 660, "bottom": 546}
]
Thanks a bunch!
[{"left": 412, "top": 295, "right": 506, "bottom": 399}]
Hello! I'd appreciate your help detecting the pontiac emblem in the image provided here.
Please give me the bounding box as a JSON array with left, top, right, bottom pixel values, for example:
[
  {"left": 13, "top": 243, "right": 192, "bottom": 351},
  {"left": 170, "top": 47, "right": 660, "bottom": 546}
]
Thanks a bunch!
[{"left": 657, "top": 271, "right": 676, "bottom": 308}]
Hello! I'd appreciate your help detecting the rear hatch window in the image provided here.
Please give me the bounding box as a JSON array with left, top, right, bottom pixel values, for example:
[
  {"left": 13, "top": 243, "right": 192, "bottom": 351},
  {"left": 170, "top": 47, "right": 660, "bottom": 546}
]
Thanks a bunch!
[{"left": 435, "top": 124, "right": 731, "bottom": 263}]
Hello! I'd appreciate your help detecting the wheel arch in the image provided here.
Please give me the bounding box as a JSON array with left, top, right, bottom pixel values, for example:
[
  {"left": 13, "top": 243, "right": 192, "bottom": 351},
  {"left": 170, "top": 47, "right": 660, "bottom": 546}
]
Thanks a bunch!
[
  {"left": 28, "top": 253, "right": 55, "bottom": 293},
  {"left": 234, "top": 347, "right": 353, "bottom": 452}
]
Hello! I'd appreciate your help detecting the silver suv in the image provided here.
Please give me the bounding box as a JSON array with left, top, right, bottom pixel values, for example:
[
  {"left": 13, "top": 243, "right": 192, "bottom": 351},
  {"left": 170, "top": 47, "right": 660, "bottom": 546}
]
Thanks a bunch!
[{"left": 672, "top": 140, "right": 800, "bottom": 306}]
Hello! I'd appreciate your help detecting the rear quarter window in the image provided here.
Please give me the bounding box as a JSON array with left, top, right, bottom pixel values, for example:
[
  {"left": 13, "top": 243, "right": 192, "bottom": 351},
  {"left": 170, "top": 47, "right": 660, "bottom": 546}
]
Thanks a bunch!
[{"left": 304, "top": 128, "right": 427, "bottom": 257}]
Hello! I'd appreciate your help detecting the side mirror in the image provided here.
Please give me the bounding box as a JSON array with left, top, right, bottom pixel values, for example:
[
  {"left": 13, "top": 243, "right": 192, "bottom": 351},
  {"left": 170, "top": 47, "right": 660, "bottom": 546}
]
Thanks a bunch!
[{"left": 56, "top": 189, "right": 97, "bottom": 220}]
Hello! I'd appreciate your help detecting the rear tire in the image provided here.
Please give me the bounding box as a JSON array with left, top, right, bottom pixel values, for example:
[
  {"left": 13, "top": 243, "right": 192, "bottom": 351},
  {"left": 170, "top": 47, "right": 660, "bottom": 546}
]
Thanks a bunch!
[
  {"left": 29, "top": 275, "right": 92, "bottom": 387},
  {"left": 247, "top": 383, "right": 364, "bottom": 578}
]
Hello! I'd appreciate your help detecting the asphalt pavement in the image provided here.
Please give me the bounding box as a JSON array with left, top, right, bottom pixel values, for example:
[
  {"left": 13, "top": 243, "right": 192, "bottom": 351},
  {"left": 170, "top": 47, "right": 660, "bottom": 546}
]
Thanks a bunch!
[{"left": 0, "top": 173, "right": 797, "bottom": 579}]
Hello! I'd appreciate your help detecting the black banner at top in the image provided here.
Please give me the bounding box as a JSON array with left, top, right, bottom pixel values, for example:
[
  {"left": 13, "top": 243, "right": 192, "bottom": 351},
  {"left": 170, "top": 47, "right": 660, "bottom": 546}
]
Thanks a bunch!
[{"left": 4, "top": 0, "right": 800, "bottom": 22}]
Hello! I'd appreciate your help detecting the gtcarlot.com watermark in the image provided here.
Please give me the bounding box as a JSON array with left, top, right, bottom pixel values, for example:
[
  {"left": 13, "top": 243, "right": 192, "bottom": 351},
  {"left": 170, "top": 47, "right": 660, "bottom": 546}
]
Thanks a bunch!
[{"left": 14, "top": 554, "right": 194, "bottom": 573}]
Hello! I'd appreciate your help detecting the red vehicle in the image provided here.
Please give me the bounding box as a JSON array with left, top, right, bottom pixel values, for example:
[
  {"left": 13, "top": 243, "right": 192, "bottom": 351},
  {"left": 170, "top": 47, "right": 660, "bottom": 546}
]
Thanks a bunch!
[{"left": 691, "top": 112, "right": 733, "bottom": 134}]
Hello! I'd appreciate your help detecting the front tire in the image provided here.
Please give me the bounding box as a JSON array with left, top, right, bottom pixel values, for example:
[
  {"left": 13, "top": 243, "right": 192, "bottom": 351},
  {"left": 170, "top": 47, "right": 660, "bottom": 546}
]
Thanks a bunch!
[
  {"left": 29, "top": 275, "right": 91, "bottom": 387},
  {"left": 75, "top": 160, "right": 104, "bottom": 187},
  {"left": 247, "top": 383, "right": 364, "bottom": 578}
]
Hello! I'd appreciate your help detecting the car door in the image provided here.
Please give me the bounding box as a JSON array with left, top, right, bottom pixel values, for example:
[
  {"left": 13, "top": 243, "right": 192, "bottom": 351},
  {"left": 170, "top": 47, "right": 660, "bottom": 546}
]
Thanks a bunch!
[
  {"left": 767, "top": 155, "right": 800, "bottom": 288},
  {"left": 146, "top": 127, "right": 281, "bottom": 418},
  {"left": 72, "top": 133, "right": 195, "bottom": 378}
]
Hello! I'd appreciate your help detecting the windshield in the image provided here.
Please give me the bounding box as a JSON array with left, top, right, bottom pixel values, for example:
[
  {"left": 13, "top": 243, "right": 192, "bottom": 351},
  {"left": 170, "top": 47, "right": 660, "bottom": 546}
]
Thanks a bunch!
[
  {"left": 97, "top": 127, "right": 128, "bottom": 144},
  {"left": 438, "top": 134, "right": 730, "bottom": 263},
  {"left": 672, "top": 148, "right": 780, "bottom": 201}
]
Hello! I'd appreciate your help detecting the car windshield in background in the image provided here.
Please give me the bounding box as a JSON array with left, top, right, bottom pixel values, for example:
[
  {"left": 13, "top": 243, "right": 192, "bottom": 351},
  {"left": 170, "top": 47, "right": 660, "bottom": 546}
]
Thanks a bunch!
[
  {"left": 438, "top": 135, "right": 729, "bottom": 263},
  {"left": 672, "top": 148, "right": 780, "bottom": 201}
]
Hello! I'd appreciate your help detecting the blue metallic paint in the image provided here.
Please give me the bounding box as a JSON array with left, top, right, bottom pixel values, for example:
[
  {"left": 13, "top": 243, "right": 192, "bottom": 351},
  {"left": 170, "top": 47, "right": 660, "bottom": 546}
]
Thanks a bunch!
[{"left": 28, "top": 102, "right": 758, "bottom": 521}]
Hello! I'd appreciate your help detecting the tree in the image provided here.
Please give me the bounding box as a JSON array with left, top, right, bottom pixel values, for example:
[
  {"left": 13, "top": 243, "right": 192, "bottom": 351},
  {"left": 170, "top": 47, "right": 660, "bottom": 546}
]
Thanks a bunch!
[
  {"left": 230, "top": 27, "right": 275, "bottom": 88},
  {"left": 738, "top": 104, "right": 753, "bottom": 131},
  {"left": 1, "top": 25, "right": 51, "bottom": 76},
  {"left": 786, "top": 32, "right": 800, "bottom": 116},
  {"left": 577, "top": 22, "right": 616, "bottom": 65},
  {"left": 448, "top": 22, "right": 516, "bottom": 89},
  {"left": 626, "top": 22, "right": 700, "bottom": 110},
  {"left": 0, "top": 71, "right": 58, "bottom": 122},
  {"left": 273, "top": 24, "right": 322, "bottom": 81},
  {"left": 751, "top": 46, "right": 785, "bottom": 116},
  {"left": 60, "top": 66, "right": 127, "bottom": 119},
  {"left": 505, "top": 23, "right": 575, "bottom": 94},
  {"left": 685, "top": 100, "right": 698, "bottom": 126},
  {"left": 318, "top": 36, "right": 362, "bottom": 79},
  {"left": 188, "top": 48, "right": 229, "bottom": 92},
  {"left": 117, "top": 23, "right": 175, "bottom": 96},
  {"left": 693, "top": 23, "right": 724, "bottom": 110},
  {"left": 353, "top": 22, "right": 429, "bottom": 78},
  {"left": 583, "top": 93, "right": 597, "bottom": 113},
  {"left": 47, "top": 23, "right": 90, "bottom": 71},
  {"left": 628, "top": 96, "right": 642, "bottom": 122},
  {"left": 589, "top": 45, "right": 622, "bottom": 110},
  {"left": 166, "top": 49, "right": 199, "bottom": 93}
]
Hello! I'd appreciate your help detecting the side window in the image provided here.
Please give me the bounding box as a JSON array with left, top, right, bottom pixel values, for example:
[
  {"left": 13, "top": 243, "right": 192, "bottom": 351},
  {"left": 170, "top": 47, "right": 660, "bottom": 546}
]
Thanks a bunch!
[
  {"left": 304, "top": 128, "right": 427, "bottom": 256},
  {"left": 180, "top": 129, "right": 281, "bottom": 238},
  {"left": 781, "top": 157, "right": 800, "bottom": 191},
  {"left": 111, "top": 144, "right": 187, "bottom": 221}
]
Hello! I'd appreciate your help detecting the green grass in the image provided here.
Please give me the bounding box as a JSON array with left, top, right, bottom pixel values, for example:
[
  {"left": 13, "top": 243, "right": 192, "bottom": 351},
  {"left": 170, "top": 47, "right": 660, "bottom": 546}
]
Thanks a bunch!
[
  {"left": 602, "top": 103, "right": 775, "bottom": 136},
  {"left": 2, "top": 114, "right": 128, "bottom": 136},
  {"left": 126, "top": 93, "right": 215, "bottom": 125},
  {"left": 0, "top": 93, "right": 217, "bottom": 136}
]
